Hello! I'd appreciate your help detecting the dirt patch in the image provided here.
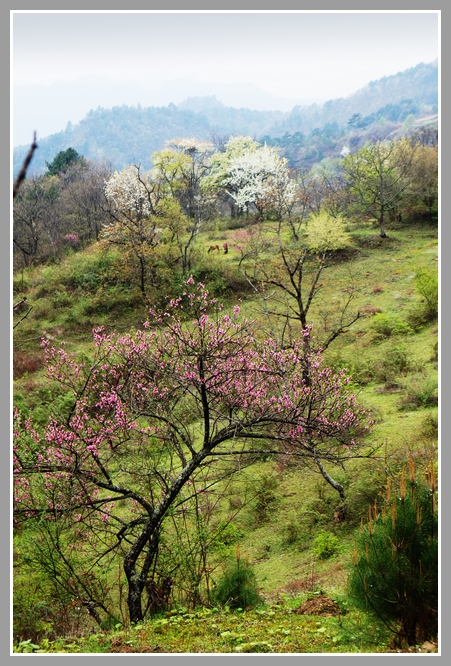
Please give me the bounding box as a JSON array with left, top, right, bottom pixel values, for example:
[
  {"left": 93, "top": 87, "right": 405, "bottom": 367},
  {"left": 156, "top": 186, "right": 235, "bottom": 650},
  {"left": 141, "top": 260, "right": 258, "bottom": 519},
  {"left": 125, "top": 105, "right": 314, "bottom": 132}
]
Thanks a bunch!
[
  {"left": 385, "top": 641, "right": 438, "bottom": 654},
  {"left": 293, "top": 594, "right": 341, "bottom": 617},
  {"left": 109, "top": 638, "right": 160, "bottom": 653}
]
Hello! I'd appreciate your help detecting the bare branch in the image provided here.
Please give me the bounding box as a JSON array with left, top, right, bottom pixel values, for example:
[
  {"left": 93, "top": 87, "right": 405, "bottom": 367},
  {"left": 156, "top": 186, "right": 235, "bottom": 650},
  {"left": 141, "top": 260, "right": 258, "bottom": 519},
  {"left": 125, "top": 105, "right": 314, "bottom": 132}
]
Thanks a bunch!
[{"left": 13, "top": 132, "right": 38, "bottom": 198}]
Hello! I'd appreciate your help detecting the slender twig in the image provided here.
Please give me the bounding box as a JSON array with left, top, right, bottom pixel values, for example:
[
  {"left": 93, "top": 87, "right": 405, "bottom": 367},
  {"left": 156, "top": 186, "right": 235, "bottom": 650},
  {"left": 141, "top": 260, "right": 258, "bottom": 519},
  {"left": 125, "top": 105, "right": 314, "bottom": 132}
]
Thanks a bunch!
[
  {"left": 13, "top": 306, "right": 33, "bottom": 329},
  {"left": 13, "top": 132, "right": 38, "bottom": 198}
]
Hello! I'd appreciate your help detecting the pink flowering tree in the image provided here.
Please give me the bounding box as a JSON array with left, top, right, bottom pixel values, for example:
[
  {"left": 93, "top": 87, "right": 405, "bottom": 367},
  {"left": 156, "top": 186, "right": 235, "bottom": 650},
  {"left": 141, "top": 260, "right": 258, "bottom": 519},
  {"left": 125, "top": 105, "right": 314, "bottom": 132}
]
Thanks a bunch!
[{"left": 14, "top": 280, "right": 372, "bottom": 624}]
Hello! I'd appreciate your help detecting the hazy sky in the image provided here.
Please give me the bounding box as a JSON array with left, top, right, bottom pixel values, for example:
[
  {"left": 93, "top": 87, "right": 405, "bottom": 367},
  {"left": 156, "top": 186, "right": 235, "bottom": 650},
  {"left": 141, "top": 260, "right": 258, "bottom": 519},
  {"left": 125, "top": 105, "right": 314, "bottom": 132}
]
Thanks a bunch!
[{"left": 13, "top": 10, "right": 439, "bottom": 101}]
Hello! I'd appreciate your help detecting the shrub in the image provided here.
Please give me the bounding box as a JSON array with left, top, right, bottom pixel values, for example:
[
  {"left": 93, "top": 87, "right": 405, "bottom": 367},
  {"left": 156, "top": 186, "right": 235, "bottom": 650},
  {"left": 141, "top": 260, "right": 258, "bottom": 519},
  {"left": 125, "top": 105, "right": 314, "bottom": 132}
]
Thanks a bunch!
[
  {"left": 250, "top": 473, "right": 280, "bottom": 525},
  {"left": 372, "top": 344, "right": 415, "bottom": 383},
  {"left": 397, "top": 375, "right": 438, "bottom": 411},
  {"left": 63, "top": 251, "right": 121, "bottom": 291},
  {"left": 380, "top": 344, "right": 413, "bottom": 375},
  {"left": 344, "top": 358, "right": 375, "bottom": 386},
  {"left": 304, "top": 211, "right": 352, "bottom": 252},
  {"left": 312, "top": 531, "right": 340, "bottom": 559},
  {"left": 415, "top": 269, "right": 438, "bottom": 320},
  {"left": 420, "top": 412, "right": 438, "bottom": 439},
  {"left": 348, "top": 458, "right": 438, "bottom": 647},
  {"left": 212, "top": 546, "right": 262, "bottom": 610},
  {"left": 371, "top": 313, "right": 412, "bottom": 338},
  {"left": 281, "top": 512, "right": 303, "bottom": 545},
  {"left": 51, "top": 290, "right": 74, "bottom": 310}
]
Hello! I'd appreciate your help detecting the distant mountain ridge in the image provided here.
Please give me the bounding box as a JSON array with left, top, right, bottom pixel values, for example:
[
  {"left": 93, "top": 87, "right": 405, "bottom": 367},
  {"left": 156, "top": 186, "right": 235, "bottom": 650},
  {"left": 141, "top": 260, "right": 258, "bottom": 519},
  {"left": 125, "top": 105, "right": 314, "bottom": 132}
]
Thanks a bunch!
[
  {"left": 13, "top": 78, "right": 313, "bottom": 147},
  {"left": 269, "top": 60, "right": 438, "bottom": 137},
  {"left": 13, "top": 60, "right": 438, "bottom": 176}
]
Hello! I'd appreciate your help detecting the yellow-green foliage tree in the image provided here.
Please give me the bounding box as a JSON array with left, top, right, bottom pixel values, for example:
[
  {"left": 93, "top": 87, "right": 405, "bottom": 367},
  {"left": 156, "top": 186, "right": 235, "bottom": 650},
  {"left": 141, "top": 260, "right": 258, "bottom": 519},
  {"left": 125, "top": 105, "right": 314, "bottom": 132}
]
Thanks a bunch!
[
  {"left": 304, "top": 211, "right": 352, "bottom": 253},
  {"left": 152, "top": 138, "right": 215, "bottom": 221},
  {"left": 342, "top": 138, "right": 424, "bottom": 237},
  {"left": 237, "top": 210, "right": 360, "bottom": 353}
]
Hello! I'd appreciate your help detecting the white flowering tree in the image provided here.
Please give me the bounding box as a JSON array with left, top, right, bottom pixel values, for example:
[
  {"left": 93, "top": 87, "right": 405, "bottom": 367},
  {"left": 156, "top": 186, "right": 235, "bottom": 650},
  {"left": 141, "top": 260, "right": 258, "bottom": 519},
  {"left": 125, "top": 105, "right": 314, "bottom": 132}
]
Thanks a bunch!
[
  {"left": 203, "top": 137, "right": 297, "bottom": 221},
  {"left": 228, "top": 146, "right": 298, "bottom": 220},
  {"left": 103, "top": 165, "right": 163, "bottom": 295},
  {"left": 201, "top": 136, "right": 259, "bottom": 217}
]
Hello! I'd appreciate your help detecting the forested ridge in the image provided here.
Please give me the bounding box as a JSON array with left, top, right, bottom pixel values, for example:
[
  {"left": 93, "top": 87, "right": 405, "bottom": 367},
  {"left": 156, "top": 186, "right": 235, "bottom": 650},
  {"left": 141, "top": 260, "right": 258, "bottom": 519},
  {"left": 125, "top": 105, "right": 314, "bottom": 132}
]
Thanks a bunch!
[{"left": 13, "top": 60, "right": 437, "bottom": 175}]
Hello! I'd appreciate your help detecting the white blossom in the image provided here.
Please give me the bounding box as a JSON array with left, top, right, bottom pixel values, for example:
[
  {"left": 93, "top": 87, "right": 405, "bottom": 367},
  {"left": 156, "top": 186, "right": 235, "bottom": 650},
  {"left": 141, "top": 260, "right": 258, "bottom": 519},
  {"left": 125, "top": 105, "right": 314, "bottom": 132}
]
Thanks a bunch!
[
  {"left": 227, "top": 145, "right": 297, "bottom": 212},
  {"left": 104, "top": 166, "right": 155, "bottom": 218}
]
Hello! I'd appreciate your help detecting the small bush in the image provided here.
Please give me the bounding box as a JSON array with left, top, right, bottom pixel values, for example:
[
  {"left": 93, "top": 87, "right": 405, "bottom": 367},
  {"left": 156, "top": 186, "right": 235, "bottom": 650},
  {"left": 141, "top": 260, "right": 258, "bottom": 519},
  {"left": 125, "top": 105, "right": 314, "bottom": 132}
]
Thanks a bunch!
[
  {"left": 30, "top": 299, "right": 53, "bottom": 320},
  {"left": 415, "top": 269, "right": 438, "bottom": 320},
  {"left": 371, "top": 344, "right": 415, "bottom": 383},
  {"left": 398, "top": 375, "right": 438, "bottom": 411},
  {"left": 371, "top": 313, "right": 412, "bottom": 338},
  {"left": 420, "top": 412, "right": 438, "bottom": 439},
  {"left": 52, "top": 290, "right": 73, "bottom": 310},
  {"left": 250, "top": 473, "right": 280, "bottom": 525},
  {"left": 212, "top": 546, "right": 262, "bottom": 610},
  {"left": 282, "top": 513, "right": 303, "bottom": 545},
  {"left": 344, "top": 358, "right": 375, "bottom": 386},
  {"left": 63, "top": 251, "right": 121, "bottom": 292},
  {"left": 304, "top": 211, "right": 352, "bottom": 252},
  {"left": 312, "top": 531, "right": 340, "bottom": 559}
]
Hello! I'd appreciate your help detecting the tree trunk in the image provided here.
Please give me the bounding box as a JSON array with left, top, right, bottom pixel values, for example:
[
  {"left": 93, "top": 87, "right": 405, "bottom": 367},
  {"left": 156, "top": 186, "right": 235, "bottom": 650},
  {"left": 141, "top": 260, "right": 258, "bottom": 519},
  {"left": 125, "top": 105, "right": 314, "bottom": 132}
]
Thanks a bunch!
[
  {"left": 379, "top": 210, "right": 387, "bottom": 238},
  {"left": 139, "top": 256, "right": 146, "bottom": 295},
  {"left": 122, "top": 446, "right": 213, "bottom": 623},
  {"left": 124, "top": 529, "right": 161, "bottom": 623},
  {"left": 126, "top": 571, "right": 145, "bottom": 623},
  {"left": 400, "top": 615, "right": 418, "bottom": 648}
]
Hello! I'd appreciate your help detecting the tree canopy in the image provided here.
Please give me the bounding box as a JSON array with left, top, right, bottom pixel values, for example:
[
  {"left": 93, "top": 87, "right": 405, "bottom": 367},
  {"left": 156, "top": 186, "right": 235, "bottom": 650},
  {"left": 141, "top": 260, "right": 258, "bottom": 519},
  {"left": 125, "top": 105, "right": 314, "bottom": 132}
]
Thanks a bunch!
[
  {"left": 46, "top": 147, "right": 84, "bottom": 176},
  {"left": 14, "top": 280, "right": 372, "bottom": 624}
]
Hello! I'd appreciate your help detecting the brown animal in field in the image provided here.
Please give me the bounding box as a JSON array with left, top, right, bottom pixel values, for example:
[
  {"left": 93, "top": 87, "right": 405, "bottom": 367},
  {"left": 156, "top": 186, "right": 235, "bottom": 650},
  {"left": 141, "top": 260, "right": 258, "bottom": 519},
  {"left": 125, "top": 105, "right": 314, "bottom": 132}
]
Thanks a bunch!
[
  {"left": 223, "top": 242, "right": 228, "bottom": 254},
  {"left": 207, "top": 244, "right": 220, "bottom": 253}
]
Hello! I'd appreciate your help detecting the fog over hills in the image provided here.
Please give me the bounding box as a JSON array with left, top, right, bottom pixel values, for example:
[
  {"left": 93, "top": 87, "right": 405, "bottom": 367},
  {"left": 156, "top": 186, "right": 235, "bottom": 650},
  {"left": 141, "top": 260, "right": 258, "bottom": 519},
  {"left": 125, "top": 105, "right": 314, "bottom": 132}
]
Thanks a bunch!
[
  {"left": 13, "top": 60, "right": 438, "bottom": 176},
  {"left": 13, "top": 77, "right": 322, "bottom": 147}
]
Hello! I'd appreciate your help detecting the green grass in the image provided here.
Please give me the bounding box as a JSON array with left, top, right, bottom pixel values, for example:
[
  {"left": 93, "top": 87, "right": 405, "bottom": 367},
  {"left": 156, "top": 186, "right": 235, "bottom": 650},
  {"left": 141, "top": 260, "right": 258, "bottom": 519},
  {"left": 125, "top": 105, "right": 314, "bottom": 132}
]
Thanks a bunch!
[{"left": 13, "top": 602, "right": 394, "bottom": 653}]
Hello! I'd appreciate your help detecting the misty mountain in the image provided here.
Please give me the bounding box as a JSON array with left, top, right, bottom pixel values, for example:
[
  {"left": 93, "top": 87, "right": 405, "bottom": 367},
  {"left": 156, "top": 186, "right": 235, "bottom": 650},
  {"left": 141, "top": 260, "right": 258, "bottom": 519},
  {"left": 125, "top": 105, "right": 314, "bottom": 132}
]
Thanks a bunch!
[
  {"left": 13, "top": 60, "right": 438, "bottom": 177},
  {"left": 268, "top": 60, "right": 438, "bottom": 137},
  {"left": 13, "top": 77, "right": 313, "bottom": 148}
]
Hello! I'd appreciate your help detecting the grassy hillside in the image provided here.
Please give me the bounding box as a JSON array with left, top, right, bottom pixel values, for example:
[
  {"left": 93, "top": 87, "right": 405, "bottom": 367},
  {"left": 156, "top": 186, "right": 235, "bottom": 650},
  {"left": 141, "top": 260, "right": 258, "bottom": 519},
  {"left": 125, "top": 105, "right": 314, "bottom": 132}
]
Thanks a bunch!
[{"left": 12, "top": 217, "right": 438, "bottom": 653}]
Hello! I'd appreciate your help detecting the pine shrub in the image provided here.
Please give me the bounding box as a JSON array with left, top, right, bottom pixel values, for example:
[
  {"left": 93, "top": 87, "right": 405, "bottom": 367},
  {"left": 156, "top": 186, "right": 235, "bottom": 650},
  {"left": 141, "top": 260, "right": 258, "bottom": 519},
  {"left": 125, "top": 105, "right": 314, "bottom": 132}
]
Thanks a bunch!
[
  {"left": 348, "top": 457, "right": 438, "bottom": 647},
  {"left": 212, "top": 545, "right": 262, "bottom": 610}
]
